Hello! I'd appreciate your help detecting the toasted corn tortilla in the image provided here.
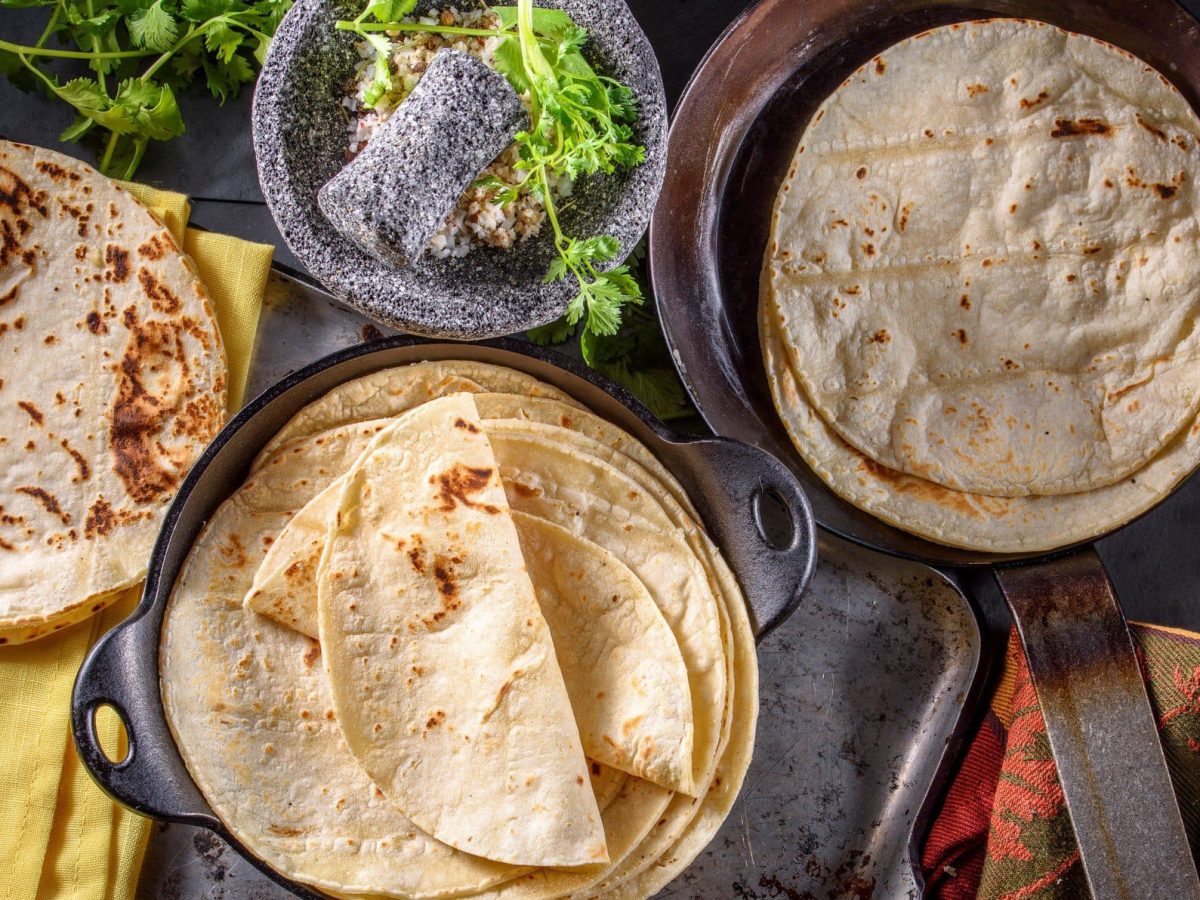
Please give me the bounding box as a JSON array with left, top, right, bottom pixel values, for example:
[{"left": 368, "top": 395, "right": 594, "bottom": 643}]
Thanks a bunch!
[
  {"left": 247, "top": 493, "right": 696, "bottom": 795},
  {"left": 596, "top": 544, "right": 758, "bottom": 899},
  {"left": 0, "top": 141, "right": 226, "bottom": 640},
  {"left": 767, "top": 18, "right": 1200, "bottom": 497},
  {"left": 255, "top": 360, "right": 583, "bottom": 466},
  {"left": 318, "top": 395, "right": 606, "bottom": 868},
  {"left": 761, "top": 282, "right": 1200, "bottom": 552},
  {"left": 161, "top": 426, "right": 525, "bottom": 899}
]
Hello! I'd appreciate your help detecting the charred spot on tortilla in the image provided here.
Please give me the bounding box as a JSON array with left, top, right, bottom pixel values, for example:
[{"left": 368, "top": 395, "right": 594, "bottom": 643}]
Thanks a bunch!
[
  {"left": 431, "top": 464, "right": 501, "bottom": 514},
  {"left": 432, "top": 554, "right": 461, "bottom": 604},
  {"left": 110, "top": 318, "right": 215, "bottom": 504},
  {"left": 60, "top": 439, "right": 90, "bottom": 481},
  {"left": 0, "top": 165, "right": 47, "bottom": 218},
  {"left": 104, "top": 244, "right": 130, "bottom": 282},
  {"left": 16, "top": 486, "right": 69, "bottom": 525},
  {"left": 302, "top": 639, "right": 321, "bottom": 667},
  {"left": 137, "top": 233, "right": 171, "bottom": 260},
  {"left": 17, "top": 401, "right": 43, "bottom": 425},
  {"left": 1050, "top": 117, "right": 1113, "bottom": 138},
  {"left": 138, "top": 267, "right": 182, "bottom": 314}
]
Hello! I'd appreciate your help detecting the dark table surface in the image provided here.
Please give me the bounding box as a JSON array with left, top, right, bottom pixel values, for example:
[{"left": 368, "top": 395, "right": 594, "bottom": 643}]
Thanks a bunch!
[{"left": 4, "top": 0, "right": 1200, "bottom": 629}]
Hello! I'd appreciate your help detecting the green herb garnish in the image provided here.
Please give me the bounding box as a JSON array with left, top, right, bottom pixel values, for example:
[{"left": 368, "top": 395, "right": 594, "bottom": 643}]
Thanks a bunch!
[
  {"left": 338, "top": 0, "right": 647, "bottom": 351},
  {"left": 0, "top": 0, "right": 291, "bottom": 178},
  {"left": 529, "top": 242, "right": 690, "bottom": 421}
]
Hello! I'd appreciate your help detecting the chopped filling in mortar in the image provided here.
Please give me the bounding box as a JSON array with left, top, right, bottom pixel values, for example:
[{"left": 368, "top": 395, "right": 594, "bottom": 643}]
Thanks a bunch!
[{"left": 343, "top": 7, "right": 569, "bottom": 258}]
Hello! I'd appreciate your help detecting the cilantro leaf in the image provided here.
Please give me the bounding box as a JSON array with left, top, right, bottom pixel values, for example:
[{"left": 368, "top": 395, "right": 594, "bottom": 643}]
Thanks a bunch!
[
  {"left": 128, "top": 0, "right": 179, "bottom": 52},
  {"left": 359, "top": 31, "right": 393, "bottom": 108},
  {"left": 361, "top": 0, "right": 415, "bottom": 21},
  {"left": 202, "top": 51, "right": 254, "bottom": 103},
  {"left": 472, "top": 174, "right": 520, "bottom": 206},
  {"left": 489, "top": 34, "right": 530, "bottom": 95},
  {"left": 59, "top": 114, "right": 96, "bottom": 141},
  {"left": 491, "top": 6, "right": 572, "bottom": 36},
  {"left": 179, "top": 0, "right": 232, "bottom": 22},
  {"left": 116, "top": 78, "right": 184, "bottom": 139},
  {"left": 204, "top": 21, "right": 243, "bottom": 63},
  {"left": 2, "top": 0, "right": 289, "bottom": 177}
]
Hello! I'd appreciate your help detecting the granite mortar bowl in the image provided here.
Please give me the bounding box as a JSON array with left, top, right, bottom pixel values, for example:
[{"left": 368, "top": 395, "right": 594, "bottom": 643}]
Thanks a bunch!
[{"left": 253, "top": 0, "right": 668, "bottom": 339}]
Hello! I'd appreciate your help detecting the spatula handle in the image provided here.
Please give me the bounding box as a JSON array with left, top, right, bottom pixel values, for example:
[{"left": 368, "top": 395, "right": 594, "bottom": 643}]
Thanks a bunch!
[{"left": 995, "top": 547, "right": 1200, "bottom": 900}]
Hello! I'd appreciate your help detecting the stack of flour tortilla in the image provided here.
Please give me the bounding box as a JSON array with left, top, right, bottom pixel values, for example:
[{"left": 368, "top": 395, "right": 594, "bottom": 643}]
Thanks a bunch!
[
  {"left": 160, "top": 360, "right": 757, "bottom": 899},
  {"left": 0, "top": 141, "right": 226, "bottom": 643},
  {"left": 761, "top": 18, "right": 1200, "bottom": 553}
]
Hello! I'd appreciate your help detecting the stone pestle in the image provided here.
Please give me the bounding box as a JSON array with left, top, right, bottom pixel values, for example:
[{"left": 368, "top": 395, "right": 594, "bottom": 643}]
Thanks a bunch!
[{"left": 318, "top": 49, "right": 529, "bottom": 269}]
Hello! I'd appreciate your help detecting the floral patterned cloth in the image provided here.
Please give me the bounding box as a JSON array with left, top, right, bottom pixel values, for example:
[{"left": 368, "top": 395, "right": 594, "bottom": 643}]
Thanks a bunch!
[{"left": 922, "top": 624, "right": 1200, "bottom": 899}]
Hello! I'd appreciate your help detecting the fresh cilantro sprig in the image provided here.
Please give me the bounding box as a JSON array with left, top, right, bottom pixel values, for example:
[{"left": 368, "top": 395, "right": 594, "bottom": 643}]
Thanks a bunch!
[
  {"left": 529, "top": 242, "right": 690, "bottom": 421},
  {"left": 0, "top": 0, "right": 291, "bottom": 178},
  {"left": 337, "top": 0, "right": 648, "bottom": 357}
]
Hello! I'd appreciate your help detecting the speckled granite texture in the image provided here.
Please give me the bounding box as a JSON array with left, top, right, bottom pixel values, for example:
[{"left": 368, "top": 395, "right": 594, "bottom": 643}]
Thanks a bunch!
[
  {"left": 254, "top": 0, "right": 668, "bottom": 338},
  {"left": 318, "top": 50, "right": 527, "bottom": 268}
]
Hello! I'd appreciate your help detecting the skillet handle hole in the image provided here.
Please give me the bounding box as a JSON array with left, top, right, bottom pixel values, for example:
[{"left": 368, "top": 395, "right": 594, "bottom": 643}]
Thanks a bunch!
[
  {"left": 752, "top": 486, "right": 797, "bottom": 551},
  {"left": 92, "top": 702, "right": 132, "bottom": 766}
]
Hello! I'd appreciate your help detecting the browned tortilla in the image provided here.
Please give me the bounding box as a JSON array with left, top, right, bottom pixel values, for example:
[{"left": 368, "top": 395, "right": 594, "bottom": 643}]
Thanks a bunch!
[{"left": 0, "top": 140, "right": 226, "bottom": 642}]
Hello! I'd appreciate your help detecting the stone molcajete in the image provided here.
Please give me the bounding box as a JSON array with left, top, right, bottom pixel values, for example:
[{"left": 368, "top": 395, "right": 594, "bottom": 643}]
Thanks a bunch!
[{"left": 253, "top": 0, "right": 668, "bottom": 339}]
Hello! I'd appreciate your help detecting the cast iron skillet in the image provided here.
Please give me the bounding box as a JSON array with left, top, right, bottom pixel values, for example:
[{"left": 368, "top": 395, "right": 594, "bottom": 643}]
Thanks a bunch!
[
  {"left": 649, "top": 0, "right": 1200, "bottom": 897},
  {"left": 69, "top": 336, "right": 816, "bottom": 899}
]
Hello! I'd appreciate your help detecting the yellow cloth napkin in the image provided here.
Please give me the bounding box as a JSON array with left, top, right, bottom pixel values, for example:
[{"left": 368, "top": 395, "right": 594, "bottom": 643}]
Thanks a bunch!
[{"left": 0, "top": 183, "right": 273, "bottom": 900}]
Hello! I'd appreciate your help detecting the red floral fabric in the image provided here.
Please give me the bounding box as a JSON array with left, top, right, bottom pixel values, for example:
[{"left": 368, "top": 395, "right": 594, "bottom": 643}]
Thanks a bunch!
[{"left": 922, "top": 625, "right": 1200, "bottom": 899}]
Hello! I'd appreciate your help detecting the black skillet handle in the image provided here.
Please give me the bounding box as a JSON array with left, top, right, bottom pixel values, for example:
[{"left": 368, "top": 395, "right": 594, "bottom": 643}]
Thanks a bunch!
[
  {"left": 71, "top": 611, "right": 217, "bottom": 826},
  {"left": 995, "top": 547, "right": 1200, "bottom": 899},
  {"left": 660, "top": 436, "right": 817, "bottom": 639}
]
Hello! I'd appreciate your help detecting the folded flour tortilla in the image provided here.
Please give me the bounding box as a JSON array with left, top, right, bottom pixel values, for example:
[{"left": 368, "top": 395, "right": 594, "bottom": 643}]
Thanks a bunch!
[
  {"left": 317, "top": 394, "right": 606, "bottom": 867},
  {"left": 162, "top": 422, "right": 525, "bottom": 899}
]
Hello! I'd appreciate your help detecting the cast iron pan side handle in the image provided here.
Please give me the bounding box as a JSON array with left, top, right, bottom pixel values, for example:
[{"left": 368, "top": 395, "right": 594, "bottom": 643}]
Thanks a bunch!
[
  {"left": 659, "top": 436, "right": 817, "bottom": 639},
  {"left": 994, "top": 548, "right": 1200, "bottom": 900},
  {"left": 72, "top": 615, "right": 217, "bottom": 827}
]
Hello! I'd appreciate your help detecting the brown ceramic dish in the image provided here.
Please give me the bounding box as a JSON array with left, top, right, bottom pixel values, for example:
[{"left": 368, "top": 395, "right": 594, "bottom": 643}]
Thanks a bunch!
[{"left": 649, "top": 0, "right": 1200, "bottom": 895}]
